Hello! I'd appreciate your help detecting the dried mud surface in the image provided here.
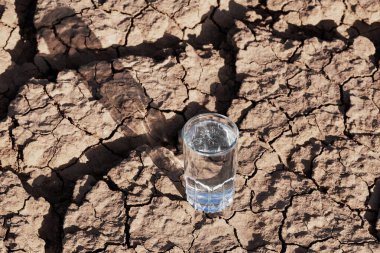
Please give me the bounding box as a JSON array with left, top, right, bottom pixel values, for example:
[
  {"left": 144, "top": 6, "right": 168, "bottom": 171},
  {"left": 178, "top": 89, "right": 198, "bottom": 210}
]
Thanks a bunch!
[{"left": 1, "top": 0, "right": 380, "bottom": 252}]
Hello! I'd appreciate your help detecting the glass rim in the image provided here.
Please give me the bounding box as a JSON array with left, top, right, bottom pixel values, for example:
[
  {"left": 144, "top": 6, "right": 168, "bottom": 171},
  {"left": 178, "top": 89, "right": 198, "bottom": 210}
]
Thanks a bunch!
[{"left": 182, "top": 113, "right": 239, "bottom": 156}]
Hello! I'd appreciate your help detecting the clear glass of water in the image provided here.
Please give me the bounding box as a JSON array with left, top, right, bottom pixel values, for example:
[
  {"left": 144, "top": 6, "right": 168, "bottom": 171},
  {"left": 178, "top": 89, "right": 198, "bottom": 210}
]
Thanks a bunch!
[{"left": 182, "top": 113, "right": 239, "bottom": 213}]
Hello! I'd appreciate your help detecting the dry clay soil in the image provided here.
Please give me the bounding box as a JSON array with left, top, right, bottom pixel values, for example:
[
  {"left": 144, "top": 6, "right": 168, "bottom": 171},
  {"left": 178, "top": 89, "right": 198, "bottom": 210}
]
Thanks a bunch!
[{"left": 1, "top": 0, "right": 380, "bottom": 252}]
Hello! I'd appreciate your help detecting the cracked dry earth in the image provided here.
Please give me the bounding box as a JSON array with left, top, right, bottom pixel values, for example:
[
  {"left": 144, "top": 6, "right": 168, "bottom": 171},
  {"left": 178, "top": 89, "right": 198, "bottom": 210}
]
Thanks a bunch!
[{"left": 1, "top": 0, "right": 380, "bottom": 253}]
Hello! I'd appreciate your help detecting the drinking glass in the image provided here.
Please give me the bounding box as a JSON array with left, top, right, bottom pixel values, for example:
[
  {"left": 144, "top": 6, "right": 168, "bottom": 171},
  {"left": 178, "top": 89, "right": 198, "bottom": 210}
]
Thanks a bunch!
[{"left": 182, "top": 113, "right": 239, "bottom": 213}]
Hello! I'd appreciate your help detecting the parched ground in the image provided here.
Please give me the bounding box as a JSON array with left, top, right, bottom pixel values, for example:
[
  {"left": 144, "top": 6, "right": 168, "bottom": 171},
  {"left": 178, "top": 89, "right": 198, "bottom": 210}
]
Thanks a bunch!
[{"left": 1, "top": 0, "right": 380, "bottom": 252}]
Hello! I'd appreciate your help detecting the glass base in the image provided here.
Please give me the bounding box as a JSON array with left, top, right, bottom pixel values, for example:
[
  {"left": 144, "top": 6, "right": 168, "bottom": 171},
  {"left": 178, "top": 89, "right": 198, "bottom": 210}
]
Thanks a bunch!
[{"left": 185, "top": 177, "right": 234, "bottom": 213}]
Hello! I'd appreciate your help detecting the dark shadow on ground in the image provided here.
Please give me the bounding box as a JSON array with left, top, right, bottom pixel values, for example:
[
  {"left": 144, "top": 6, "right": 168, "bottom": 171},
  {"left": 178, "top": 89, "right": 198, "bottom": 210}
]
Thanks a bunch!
[
  {"left": 0, "top": 0, "right": 40, "bottom": 118},
  {"left": 347, "top": 21, "right": 380, "bottom": 66},
  {"left": 366, "top": 178, "right": 380, "bottom": 240},
  {"left": 270, "top": 19, "right": 380, "bottom": 66}
]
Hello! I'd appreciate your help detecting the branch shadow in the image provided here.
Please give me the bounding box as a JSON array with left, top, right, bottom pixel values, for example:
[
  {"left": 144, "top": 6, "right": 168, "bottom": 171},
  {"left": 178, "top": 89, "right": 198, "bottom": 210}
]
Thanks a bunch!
[
  {"left": 347, "top": 21, "right": 380, "bottom": 66},
  {"left": 21, "top": 71, "right": 188, "bottom": 252},
  {"left": 273, "top": 19, "right": 346, "bottom": 42},
  {"left": 271, "top": 18, "right": 380, "bottom": 66},
  {"left": 13, "top": 4, "right": 226, "bottom": 250},
  {"left": 0, "top": 0, "right": 40, "bottom": 118},
  {"left": 365, "top": 178, "right": 380, "bottom": 240}
]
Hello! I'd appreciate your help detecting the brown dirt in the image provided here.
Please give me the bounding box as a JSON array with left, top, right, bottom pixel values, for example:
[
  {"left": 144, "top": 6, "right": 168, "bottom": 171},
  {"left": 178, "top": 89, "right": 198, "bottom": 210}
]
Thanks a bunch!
[{"left": 1, "top": 0, "right": 380, "bottom": 252}]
